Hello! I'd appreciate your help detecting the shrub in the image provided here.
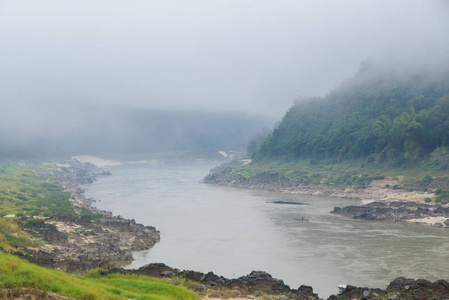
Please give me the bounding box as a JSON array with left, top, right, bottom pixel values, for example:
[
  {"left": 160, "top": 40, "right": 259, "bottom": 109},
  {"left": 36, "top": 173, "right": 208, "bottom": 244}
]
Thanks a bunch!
[
  {"left": 435, "top": 190, "right": 449, "bottom": 204},
  {"left": 435, "top": 189, "right": 443, "bottom": 195},
  {"left": 422, "top": 175, "right": 433, "bottom": 184}
]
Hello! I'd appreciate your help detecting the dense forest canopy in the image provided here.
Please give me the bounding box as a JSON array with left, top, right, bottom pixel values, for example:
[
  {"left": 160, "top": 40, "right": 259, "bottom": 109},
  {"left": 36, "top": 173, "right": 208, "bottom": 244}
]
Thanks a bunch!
[{"left": 253, "top": 59, "right": 449, "bottom": 165}]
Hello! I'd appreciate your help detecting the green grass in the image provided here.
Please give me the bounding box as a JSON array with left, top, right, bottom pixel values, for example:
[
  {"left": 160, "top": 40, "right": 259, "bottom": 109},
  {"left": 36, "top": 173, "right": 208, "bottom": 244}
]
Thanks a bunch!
[
  {"left": 0, "top": 218, "right": 42, "bottom": 251},
  {"left": 80, "top": 207, "right": 103, "bottom": 221},
  {"left": 0, "top": 164, "right": 75, "bottom": 218},
  {"left": 435, "top": 190, "right": 449, "bottom": 204},
  {"left": 0, "top": 252, "right": 199, "bottom": 300},
  {"left": 214, "top": 157, "right": 449, "bottom": 193},
  {"left": 0, "top": 164, "right": 77, "bottom": 252}
]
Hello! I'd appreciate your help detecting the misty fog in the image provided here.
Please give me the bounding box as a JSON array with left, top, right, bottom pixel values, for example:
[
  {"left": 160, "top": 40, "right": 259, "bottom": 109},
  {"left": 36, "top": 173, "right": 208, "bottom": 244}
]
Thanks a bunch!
[{"left": 0, "top": 1, "right": 448, "bottom": 159}]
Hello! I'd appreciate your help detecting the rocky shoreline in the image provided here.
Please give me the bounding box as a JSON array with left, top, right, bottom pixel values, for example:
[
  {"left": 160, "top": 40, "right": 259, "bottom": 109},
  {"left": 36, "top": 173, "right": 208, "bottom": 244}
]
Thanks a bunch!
[
  {"left": 13, "top": 159, "right": 449, "bottom": 299},
  {"left": 96, "top": 262, "right": 449, "bottom": 300},
  {"left": 105, "top": 263, "right": 319, "bottom": 299},
  {"left": 19, "top": 159, "right": 160, "bottom": 272}
]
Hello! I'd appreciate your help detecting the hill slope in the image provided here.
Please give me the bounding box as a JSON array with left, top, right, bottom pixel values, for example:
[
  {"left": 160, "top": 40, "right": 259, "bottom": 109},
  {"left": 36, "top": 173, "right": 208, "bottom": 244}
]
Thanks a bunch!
[{"left": 254, "top": 60, "right": 449, "bottom": 165}]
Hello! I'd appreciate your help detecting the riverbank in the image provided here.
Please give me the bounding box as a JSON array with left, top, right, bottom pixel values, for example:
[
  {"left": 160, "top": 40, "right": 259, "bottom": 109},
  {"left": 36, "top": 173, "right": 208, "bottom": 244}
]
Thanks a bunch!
[
  {"left": 6, "top": 158, "right": 449, "bottom": 299},
  {"left": 203, "top": 160, "right": 449, "bottom": 228},
  {"left": 46, "top": 159, "right": 322, "bottom": 299},
  {"left": 20, "top": 159, "right": 161, "bottom": 272}
]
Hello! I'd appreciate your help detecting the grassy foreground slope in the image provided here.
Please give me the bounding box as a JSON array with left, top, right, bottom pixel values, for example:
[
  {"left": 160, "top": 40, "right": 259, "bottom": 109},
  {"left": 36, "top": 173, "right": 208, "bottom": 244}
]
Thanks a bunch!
[{"left": 0, "top": 251, "right": 198, "bottom": 300}]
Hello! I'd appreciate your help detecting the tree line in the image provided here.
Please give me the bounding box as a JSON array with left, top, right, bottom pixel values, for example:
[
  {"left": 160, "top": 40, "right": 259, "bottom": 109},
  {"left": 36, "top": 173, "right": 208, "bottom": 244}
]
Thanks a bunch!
[{"left": 252, "top": 61, "right": 449, "bottom": 166}]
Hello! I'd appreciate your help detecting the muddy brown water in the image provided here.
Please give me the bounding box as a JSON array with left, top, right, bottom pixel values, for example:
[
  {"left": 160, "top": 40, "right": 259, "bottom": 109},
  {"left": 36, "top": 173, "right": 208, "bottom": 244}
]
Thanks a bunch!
[{"left": 82, "top": 161, "right": 449, "bottom": 298}]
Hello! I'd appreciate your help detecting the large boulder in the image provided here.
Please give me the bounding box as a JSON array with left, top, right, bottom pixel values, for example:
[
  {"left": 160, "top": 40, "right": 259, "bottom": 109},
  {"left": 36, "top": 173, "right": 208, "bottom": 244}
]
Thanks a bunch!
[{"left": 236, "top": 271, "right": 290, "bottom": 293}]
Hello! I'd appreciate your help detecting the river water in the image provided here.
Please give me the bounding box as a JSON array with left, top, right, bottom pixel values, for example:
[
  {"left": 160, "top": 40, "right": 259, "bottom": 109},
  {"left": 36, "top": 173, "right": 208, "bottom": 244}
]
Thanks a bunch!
[{"left": 82, "top": 161, "right": 449, "bottom": 298}]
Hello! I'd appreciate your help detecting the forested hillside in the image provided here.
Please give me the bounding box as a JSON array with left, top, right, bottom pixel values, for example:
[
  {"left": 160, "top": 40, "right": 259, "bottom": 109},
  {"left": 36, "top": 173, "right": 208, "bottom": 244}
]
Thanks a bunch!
[{"left": 254, "top": 60, "right": 449, "bottom": 165}]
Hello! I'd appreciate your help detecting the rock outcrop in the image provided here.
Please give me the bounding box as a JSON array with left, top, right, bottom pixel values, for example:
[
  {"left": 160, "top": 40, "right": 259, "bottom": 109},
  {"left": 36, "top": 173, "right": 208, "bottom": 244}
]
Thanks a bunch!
[
  {"left": 105, "top": 263, "right": 319, "bottom": 299},
  {"left": 332, "top": 201, "right": 449, "bottom": 227}
]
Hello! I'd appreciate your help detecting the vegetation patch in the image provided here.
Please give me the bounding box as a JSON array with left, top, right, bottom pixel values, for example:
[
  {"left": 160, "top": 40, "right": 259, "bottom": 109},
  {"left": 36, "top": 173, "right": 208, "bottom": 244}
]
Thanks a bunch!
[
  {"left": 0, "top": 252, "right": 199, "bottom": 300},
  {"left": 208, "top": 156, "right": 449, "bottom": 196},
  {"left": 0, "top": 165, "right": 75, "bottom": 218},
  {"left": 435, "top": 190, "right": 449, "bottom": 204},
  {"left": 0, "top": 164, "right": 77, "bottom": 252},
  {"left": 79, "top": 207, "right": 102, "bottom": 222}
]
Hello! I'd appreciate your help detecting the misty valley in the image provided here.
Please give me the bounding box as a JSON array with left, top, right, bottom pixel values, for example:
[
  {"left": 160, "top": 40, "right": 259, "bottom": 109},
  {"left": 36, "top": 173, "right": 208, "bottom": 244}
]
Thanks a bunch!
[
  {"left": 0, "top": 58, "right": 449, "bottom": 300},
  {"left": 1, "top": 1, "right": 449, "bottom": 299}
]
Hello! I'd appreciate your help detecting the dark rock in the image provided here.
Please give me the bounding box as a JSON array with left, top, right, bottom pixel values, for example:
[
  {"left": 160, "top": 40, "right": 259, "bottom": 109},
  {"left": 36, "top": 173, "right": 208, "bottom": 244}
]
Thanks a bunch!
[
  {"left": 332, "top": 201, "right": 448, "bottom": 224},
  {"left": 180, "top": 270, "right": 204, "bottom": 282},
  {"left": 135, "top": 263, "right": 177, "bottom": 277},
  {"left": 416, "top": 279, "right": 434, "bottom": 289},
  {"left": 161, "top": 271, "right": 174, "bottom": 277},
  {"left": 434, "top": 206, "right": 449, "bottom": 215},
  {"left": 203, "top": 271, "right": 220, "bottom": 283},
  {"left": 330, "top": 277, "right": 449, "bottom": 300},
  {"left": 237, "top": 271, "right": 290, "bottom": 293},
  {"left": 229, "top": 280, "right": 250, "bottom": 295},
  {"left": 331, "top": 207, "right": 343, "bottom": 214},
  {"left": 386, "top": 277, "right": 416, "bottom": 292},
  {"left": 268, "top": 201, "right": 305, "bottom": 205},
  {"left": 78, "top": 215, "right": 93, "bottom": 226},
  {"left": 21, "top": 219, "right": 68, "bottom": 244},
  {"left": 294, "top": 285, "right": 319, "bottom": 299}
]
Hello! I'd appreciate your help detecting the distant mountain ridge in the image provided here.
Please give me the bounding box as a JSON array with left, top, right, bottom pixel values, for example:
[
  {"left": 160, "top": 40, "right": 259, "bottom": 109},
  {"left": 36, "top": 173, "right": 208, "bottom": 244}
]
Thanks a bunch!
[{"left": 0, "top": 107, "right": 273, "bottom": 160}]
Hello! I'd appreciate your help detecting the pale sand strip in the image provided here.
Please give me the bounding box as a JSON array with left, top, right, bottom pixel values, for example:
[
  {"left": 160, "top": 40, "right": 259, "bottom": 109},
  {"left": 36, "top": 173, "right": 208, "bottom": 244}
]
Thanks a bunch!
[
  {"left": 72, "top": 155, "right": 123, "bottom": 167},
  {"left": 407, "top": 216, "right": 448, "bottom": 226},
  {"left": 72, "top": 155, "right": 156, "bottom": 168}
]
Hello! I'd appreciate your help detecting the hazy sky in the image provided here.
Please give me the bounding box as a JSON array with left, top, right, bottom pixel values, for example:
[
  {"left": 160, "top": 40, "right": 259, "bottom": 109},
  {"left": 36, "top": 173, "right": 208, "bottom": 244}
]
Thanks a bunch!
[{"left": 1, "top": 1, "right": 448, "bottom": 118}]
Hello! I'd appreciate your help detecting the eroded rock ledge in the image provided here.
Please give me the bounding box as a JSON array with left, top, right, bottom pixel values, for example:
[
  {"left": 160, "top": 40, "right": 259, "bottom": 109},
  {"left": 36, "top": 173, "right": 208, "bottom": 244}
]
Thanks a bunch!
[{"left": 20, "top": 159, "right": 160, "bottom": 272}]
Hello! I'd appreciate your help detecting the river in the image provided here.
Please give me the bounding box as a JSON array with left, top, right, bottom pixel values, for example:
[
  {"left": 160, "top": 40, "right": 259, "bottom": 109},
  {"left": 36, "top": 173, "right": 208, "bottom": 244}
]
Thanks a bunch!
[{"left": 82, "top": 161, "right": 449, "bottom": 298}]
